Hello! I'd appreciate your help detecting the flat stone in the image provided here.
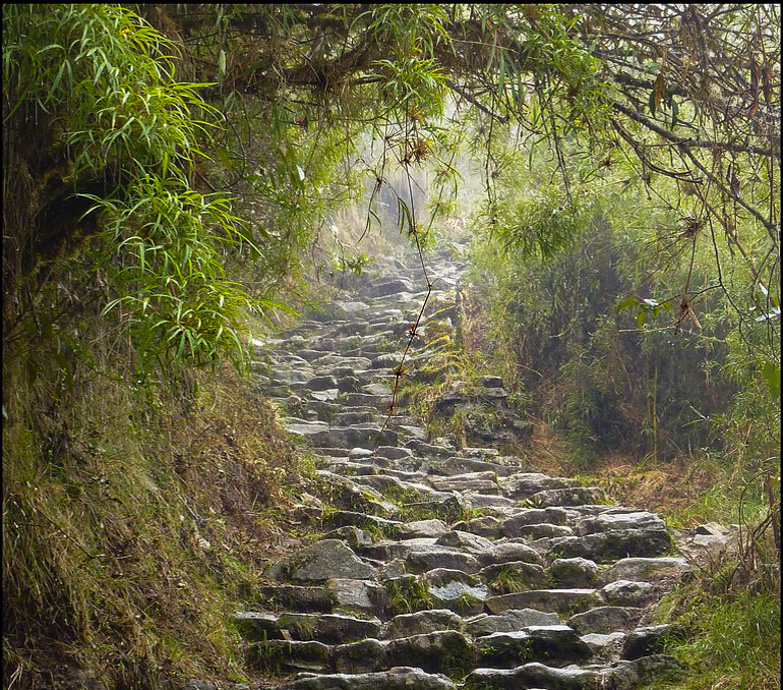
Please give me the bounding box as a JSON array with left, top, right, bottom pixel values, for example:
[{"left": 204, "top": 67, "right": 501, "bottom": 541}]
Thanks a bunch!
[
  {"left": 464, "top": 662, "right": 601, "bottom": 690},
  {"left": 601, "top": 580, "right": 658, "bottom": 608},
  {"left": 622, "top": 624, "right": 675, "bottom": 659},
  {"left": 429, "top": 472, "right": 499, "bottom": 494},
  {"left": 486, "top": 588, "right": 601, "bottom": 615},
  {"left": 241, "top": 612, "right": 381, "bottom": 645},
  {"left": 384, "top": 609, "right": 465, "bottom": 639},
  {"left": 311, "top": 389, "right": 339, "bottom": 401},
  {"left": 280, "top": 539, "right": 375, "bottom": 582},
  {"left": 253, "top": 639, "right": 331, "bottom": 672},
  {"left": 479, "top": 541, "right": 542, "bottom": 567},
  {"left": 475, "top": 626, "right": 592, "bottom": 666},
  {"left": 275, "top": 667, "right": 458, "bottom": 690},
  {"left": 466, "top": 608, "right": 560, "bottom": 636},
  {"left": 568, "top": 606, "right": 645, "bottom": 635},
  {"left": 551, "top": 528, "right": 673, "bottom": 563},
  {"left": 385, "top": 630, "right": 474, "bottom": 674},
  {"left": 499, "top": 508, "right": 568, "bottom": 536},
  {"left": 282, "top": 418, "right": 330, "bottom": 437},
  {"left": 602, "top": 557, "right": 692, "bottom": 584},
  {"left": 575, "top": 511, "right": 666, "bottom": 535},
  {"left": 327, "top": 578, "right": 385, "bottom": 612},
  {"left": 500, "top": 473, "right": 578, "bottom": 499},
  {"left": 529, "top": 486, "right": 610, "bottom": 507},
  {"left": 548, "top": 557, "right": 600, "bottom": 588},
  {"left": 398, "top": 519, "right": 450, "bottom": 539},
  {"left": 375, "top": 446, "right": 413, "bottom": 460},
  {"left": 435, "top": 530, "right": 496, "bottom": 555},
  {"left": 405, "top": 547, "right": 481, "bottom": 575}
]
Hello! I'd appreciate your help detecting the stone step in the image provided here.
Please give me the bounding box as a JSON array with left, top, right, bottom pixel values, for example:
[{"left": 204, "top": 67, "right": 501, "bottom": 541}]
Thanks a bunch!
[{"left": 245, "top": 249, "right": 687, "bottom": 689}]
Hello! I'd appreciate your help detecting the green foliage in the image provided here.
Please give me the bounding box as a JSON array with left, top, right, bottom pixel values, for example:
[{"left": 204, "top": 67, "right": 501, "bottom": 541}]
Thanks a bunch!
[
  {"left": 489, "top": 566, "right": 531, "bottom": 594},
  {"left": 385, "top": 577, "right": 433, "bottom": 615},
  {"left": 487, "top": 187, "right": 587, "bottom": 260},
  {"left": 3, "top": 4, "right": 267, "bottom": 376},
  {"left": 645, "top": 565, "right": 780, "bottom": 690}
]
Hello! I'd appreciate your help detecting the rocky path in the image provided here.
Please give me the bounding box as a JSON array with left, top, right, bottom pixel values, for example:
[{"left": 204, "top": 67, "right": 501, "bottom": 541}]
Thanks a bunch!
[{"left": 240, "top": 246, "right": 689, "bottom": 689}]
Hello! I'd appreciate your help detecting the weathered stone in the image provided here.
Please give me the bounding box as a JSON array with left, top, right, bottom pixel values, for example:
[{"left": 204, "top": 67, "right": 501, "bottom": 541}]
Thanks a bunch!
[
  {"left": 316, "top": 471, "right": 399, "bottom": 516},
  {"left": 397, "top": 519, "right": 450, "bottom": 539},
  {"left": 428, "top": 577, "right": 490, "bottom": 615},
  {"left": 434, "top": 456, "right": 515, "bottom": 477},
  {"left": 238, "top": 610, "right": 379, "bottom": 645},
  {"left": 575, "top": 511, "right": 665, "bottom": 536},
  {"left": 552, "top": 528, "right": 673, "bottom": 563},
  {"left": 602, "top": 557, "right": 692, "bottom": 584},
  {"left": 366, "top": 279, "right": 414, "bottom": 297},
  {"left": 385, "top": 630, "right": 474, "bottom": 675},
  {"left": 435, "top": 530, "right": 496, "bottom": 555},
  {"left": 581, "top": 631, "right": 626, "bottom": 662},
  {"left": 622, "top": 625, "right": 674, "bottom": 659},
  {"left": 548, "top": 557, "right": 600, "bottom": 588},
  {"left": 604, "top": 654, "right": 686, "bottom": 690},
  {"left": 429, "top": 472, "right": 499, "bottom": 494},
  {"left": 278, "top": 539, "right": 375, "bottom": 582},
  {"left": 486, "top": 588, "right": 601, "bottom": 615},
  {"left": 252, "top": 639, "right": 331, "bottom": 672},
  {"left": 273, "top": 369, "right": 314, "bottom": 385},
  {"left": 308, "top": 375, "right": 340, "bottom": 391},
  {"left": 568, "top": 606, "right": 645, "bottom": 635},
  {"left": 278, "top": 667, "right": 458, "bottom": 690},
  {"left": 320, "top": 526, "right": 373, "bottom": 550},
  {"left": 464, "top": 662, "right": 601, "bottom": 690},
  {"left": 452, "top": 515, "right": 502, "bottom": 538},
  {"left": 406, "top": 547, "right": 481, "bottom": 575},
  {"left": 499, "top": 508, "right": 568, "bottom": 536},
  {"left": 466, "top": 608, "right": 560, "bottom": 636},
  {"left": 333, "top": 638, "right": 386, "bottom": 673},
  {"left": 601, "top": 580, "right": 658, "bottom": 608},
  {"left": 478, "top": 541, "right": 542, "bottom": 567},
  {"left": 462, "top": 492, "right": 518, "bottom": 508},
  {"left": 320, "top": 511, "right": 402, "bottom": 536},
  {"left": 258, "top": 585, "right": 336, "bottom": 613},
  {"left": 282, "top": 418, "right": 330, "bottom": 437},
  {"left": 363, "top": 383, "right": 393, "bottom": 397},
  {"left": 327, "top": 578, "right": 385, "bottom": 613},
  {"left": 336, "top": 300, "right": 370, "bottom": 313},
  {"left": 384, "top": 609, "right": 465, "bottom": 639},
  {"left": 475, "top": 626, "right": 592, "bottom": 667},
  {"left": 500, "top": 473, "right": 579, "bottom": 499},
  {"left": 375, "top": 446, "right": 413, "bottom": 460},
  {"left": 529, "top": 486, "right": 610, "bottom": 507}
]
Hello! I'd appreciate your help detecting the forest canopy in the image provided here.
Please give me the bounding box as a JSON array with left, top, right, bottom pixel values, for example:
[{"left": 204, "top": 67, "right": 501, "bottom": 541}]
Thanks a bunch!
[{"left": 3, "top": 4, "right": 779, "bottom": 383}]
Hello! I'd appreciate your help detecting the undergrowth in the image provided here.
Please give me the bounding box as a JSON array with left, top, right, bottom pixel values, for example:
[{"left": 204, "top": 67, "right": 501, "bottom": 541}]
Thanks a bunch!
[
  {"left": 641, "top": 535, "right": 780, "bottom": 690},
  {"left": 2, "top": 353, "right": 315, "bottom": 689}
]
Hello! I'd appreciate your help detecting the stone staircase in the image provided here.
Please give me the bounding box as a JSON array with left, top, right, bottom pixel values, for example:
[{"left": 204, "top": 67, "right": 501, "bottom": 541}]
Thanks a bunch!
[{"left": 240, "top": 246, "right": 688, "bottom": 689}]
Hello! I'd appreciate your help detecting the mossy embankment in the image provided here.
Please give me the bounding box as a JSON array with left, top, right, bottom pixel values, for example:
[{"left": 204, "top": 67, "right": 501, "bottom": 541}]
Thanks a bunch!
[{"left": 3, "top": 353, "right": 317, "bottom": 689}]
